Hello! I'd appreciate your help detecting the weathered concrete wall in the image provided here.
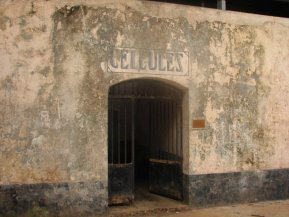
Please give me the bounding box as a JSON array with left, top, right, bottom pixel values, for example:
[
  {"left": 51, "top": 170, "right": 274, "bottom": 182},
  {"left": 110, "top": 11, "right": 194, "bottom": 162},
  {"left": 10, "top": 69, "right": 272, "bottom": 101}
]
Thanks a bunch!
[
  {"left": 189, "top": 19, "right": 289, "bottom": 175},
  {"left": 1, "top": 0, "right": 289, "bottom": 215}
]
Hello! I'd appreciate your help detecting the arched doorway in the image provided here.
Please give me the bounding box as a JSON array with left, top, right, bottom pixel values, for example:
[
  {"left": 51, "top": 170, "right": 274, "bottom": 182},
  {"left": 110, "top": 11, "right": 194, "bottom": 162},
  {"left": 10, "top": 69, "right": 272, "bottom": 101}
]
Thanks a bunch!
[{"left": 108, "top": 79, "right": 184, "bottom": 205}]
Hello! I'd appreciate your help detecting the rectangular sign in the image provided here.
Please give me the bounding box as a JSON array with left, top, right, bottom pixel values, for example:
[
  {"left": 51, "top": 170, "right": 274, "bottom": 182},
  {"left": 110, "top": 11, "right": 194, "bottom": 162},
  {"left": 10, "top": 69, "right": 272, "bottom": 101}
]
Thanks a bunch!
[
  {"left": 192, "top": 119, "right": 206, "bottom": 129},
  {"left": 107, "top": 47, "right": 189, "bottom": 76}
]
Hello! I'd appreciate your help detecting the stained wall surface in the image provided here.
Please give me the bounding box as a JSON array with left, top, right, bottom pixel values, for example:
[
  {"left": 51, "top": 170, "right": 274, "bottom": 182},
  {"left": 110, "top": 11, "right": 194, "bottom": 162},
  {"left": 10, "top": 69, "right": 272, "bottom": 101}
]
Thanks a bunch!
[{"left": 0, "top": 0, "right": 289, "bottom": 215}]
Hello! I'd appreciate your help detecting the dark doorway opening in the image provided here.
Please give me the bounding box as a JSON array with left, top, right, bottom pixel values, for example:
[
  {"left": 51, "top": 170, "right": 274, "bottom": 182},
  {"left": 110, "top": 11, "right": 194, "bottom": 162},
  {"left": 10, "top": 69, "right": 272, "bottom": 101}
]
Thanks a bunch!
[{"left": 108, "top": 79, "right": 183, "bottom": 205}]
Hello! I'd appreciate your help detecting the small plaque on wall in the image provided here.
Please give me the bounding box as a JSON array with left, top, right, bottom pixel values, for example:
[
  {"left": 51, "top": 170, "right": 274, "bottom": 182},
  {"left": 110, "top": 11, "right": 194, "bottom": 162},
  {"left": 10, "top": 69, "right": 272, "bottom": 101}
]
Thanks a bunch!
[{"left": 192, "top": 119, "right": 205, "bottom": 129}]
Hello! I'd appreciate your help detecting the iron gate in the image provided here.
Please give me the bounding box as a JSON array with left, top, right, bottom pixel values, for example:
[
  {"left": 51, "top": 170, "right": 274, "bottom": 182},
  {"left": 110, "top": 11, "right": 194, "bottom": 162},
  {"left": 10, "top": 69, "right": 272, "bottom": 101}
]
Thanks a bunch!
[
  {"left": 108, "top": 79, "right": 183, "bottom": 205},
  {"left": 148, "top": 100, "right": 183, "bottom": 200},
  {"left": 108, "top": 98, "right": 134, "bottom": 205}
]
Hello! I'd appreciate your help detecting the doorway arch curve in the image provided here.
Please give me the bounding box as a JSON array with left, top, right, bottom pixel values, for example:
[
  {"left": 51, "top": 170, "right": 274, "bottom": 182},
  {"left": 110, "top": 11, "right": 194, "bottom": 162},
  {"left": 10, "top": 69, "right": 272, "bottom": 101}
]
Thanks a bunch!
[
  {"left": 107, "top": 78, "right": 187, "bottom": 205},
  {"left": 109, "top": 77, "right": 187, "bottom": 94}
]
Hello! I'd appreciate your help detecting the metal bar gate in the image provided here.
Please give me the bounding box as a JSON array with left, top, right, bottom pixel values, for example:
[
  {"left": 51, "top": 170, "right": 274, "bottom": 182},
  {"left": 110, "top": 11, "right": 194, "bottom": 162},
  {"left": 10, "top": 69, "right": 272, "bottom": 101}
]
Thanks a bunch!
[
  {"left": 108, "top": 98, "right": 134, "bottom": 205},
  {"left": 108, "top": 79, "right": 183, "bottom": 205}
]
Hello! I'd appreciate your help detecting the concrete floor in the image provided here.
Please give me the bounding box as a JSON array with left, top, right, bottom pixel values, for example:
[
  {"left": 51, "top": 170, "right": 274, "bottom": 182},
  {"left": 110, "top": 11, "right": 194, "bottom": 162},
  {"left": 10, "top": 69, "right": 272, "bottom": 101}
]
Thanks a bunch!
[
  {"left": 107, "top": 185, "right": 289, "bottom": 217},
  {"left": 166, "top": 200, "right": 289, "bottom": 217}
]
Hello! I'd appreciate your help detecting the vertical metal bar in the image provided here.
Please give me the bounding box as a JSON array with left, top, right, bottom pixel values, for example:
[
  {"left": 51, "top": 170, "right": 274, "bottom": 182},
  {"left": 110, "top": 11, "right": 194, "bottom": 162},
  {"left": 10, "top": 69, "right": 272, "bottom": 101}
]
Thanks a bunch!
[
  {"left": 111, "top": 100, "right": 114, "bottom": 164},
  {"left": 175, "top": 103, "right": 177, "bottom": 157},
  {"left": 149, "top": 101, "right": 152, "bottom": 158},
  {"left": 164, "top": 101, "right": 166, "bottom": 159},
  {"left": 156, "top": 101, "right": 158, "bottom": 158},
  {"left": 171, "top": 101, "right": 174, "bottom": 156},
  {"left": 152, "top": 101, "right": 157, "bottom": 158},
  {"left": 124, "top": 102, "right": 127, "bottom": 164},
  {"left": 118, "top": 101, "right": 120, "bottom": 164},
  {"left": 180, "top": 105, "right": 183, "bottom": 158},
  {"left": 170, "top": 101, "right": 172, "bottom": 156},
  {"left": 156, "top": 101, "right": 158, "bottom": 159},
  {"left": 166, "top": 101, "right": 170, "bottom": 156},
  {"left": 170, "top": 101, "right": 173, "bottom": 156},
  {"left": 158, "top": 101, "right": 161, "bottom": 159},
  {"left": 176, "top": 104, "right": 179, "bottom": 157},
  {"left": 170, "top": 101, "right": 173, "bottom": 157},
  {"left": 171, "top": 102, "right": 174, "bottom": 156},
  {"left": 164, "top": 101, "right": 167, "bottom": 156},
  {"left": 161, "top": 101, "right": 164, "bottom": 159},
  {"left": 174, "top": 102, "right": 177, "bottom": 156},
  {"left": 131, "top": 99, "right": 135, "bottom": 192},
  {"left": 151, "top": 101, "right": 154, "bottom": 158},
  {"left": 162, "top": 101, "right": 165, "bottom": 155},
  {"left": 131, "top": 99, "right": 135, "bottom": 163},
  {"left": 108, "top": 102, "right": 110, "bottom": 164},
  {"left": 165, "top": 101, "right": 168, "bottom": 157}
]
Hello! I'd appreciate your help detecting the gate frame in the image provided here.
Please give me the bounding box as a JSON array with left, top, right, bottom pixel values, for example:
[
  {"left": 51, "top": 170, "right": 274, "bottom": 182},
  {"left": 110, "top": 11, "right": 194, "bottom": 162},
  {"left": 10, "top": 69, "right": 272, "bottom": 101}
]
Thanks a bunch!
[{"left": 106, "top": 77, "right": 190, "bottom": 205}]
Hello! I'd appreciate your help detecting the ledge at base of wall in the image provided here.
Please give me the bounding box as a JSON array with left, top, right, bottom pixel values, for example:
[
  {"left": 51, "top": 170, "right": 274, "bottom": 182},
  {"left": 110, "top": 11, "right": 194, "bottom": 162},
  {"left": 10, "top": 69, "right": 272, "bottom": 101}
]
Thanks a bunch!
[
  {"left": 1, "top": 168, "right": 288, "bottom": 216},
  {"left": 183, "top": 168, "right": 289, "bottom": 206},
  {"left": 0, "top": 181, "right": 107, "bottom": 217}
]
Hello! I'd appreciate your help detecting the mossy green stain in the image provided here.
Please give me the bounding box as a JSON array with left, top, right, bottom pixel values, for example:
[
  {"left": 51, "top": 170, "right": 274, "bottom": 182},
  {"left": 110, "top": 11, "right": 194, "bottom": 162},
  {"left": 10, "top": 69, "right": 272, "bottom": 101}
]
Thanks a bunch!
[{"left": 0, "top": 14, "right": 10, "bottom": 31}]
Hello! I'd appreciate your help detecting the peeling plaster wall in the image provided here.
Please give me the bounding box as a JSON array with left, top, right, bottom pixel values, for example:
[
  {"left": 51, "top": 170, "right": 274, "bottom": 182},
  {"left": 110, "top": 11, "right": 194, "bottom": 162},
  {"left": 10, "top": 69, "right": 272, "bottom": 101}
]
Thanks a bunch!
[
  {"left": 0, "top": 0, "right": 289, "bottom": 214},
  {"left": 189, "top": 19, "right": 289, "bottom": 174}
]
